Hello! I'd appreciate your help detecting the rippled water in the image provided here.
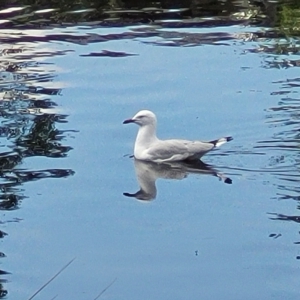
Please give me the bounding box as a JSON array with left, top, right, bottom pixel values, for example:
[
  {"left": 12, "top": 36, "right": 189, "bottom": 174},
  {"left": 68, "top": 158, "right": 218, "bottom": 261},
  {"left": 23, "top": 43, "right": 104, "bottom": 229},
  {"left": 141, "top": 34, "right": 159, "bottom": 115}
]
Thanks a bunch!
[{"left": 0, "top": 0, "right": 299, "bottom": 299}]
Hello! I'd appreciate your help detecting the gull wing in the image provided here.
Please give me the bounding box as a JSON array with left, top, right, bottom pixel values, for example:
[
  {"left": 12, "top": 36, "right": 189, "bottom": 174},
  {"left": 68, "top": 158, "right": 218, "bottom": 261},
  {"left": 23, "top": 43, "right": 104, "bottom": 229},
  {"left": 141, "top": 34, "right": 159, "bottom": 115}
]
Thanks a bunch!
[{"left": 146, "top": 139, "right": 215, "bottom": 162}]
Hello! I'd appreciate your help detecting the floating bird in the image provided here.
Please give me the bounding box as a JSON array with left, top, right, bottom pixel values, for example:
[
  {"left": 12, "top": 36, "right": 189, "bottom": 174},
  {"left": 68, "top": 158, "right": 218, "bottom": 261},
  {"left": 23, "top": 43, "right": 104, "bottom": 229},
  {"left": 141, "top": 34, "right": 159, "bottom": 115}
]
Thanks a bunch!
[{"left": 123, "top": 110, "right": 232, "bottom": 162}]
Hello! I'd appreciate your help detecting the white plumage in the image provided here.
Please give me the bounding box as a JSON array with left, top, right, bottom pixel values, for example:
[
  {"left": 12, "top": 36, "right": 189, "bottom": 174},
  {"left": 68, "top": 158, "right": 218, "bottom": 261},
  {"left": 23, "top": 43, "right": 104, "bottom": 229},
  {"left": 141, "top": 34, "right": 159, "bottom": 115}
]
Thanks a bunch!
[{"left": 123, "top": 110, "right": 232, "bottom": 162}]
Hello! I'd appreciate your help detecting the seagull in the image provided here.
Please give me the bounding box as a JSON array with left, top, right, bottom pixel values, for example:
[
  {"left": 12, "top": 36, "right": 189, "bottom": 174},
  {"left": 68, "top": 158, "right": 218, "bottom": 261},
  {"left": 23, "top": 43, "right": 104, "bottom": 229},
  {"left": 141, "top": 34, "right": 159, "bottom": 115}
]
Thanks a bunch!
[{"left": 123, "top": 110, "right": 232, "bottom": 162}]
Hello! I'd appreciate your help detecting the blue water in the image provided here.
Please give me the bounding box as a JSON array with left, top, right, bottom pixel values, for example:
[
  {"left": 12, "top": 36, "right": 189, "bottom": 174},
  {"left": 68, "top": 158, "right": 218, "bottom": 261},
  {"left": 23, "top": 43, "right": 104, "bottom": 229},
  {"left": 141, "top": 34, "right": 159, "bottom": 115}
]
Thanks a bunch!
[{"left": 0, "top": 2, "right": 300, "bottom": 299}]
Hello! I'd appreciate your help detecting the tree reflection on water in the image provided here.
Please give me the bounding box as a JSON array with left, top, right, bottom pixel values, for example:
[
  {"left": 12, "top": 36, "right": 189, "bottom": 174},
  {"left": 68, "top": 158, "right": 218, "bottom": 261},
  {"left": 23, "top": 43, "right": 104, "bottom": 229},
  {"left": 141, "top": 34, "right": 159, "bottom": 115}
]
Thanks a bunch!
[{"left": 0, "top": 44, "right": 74, "bottom": 295}]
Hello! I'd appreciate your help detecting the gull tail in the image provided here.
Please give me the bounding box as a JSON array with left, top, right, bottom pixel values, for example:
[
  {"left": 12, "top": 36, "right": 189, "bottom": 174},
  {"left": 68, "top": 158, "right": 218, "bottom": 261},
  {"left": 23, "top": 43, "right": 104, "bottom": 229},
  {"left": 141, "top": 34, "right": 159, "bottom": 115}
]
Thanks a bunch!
[{"left": 210, "top": 136, "right": 233, "bottom": 148}]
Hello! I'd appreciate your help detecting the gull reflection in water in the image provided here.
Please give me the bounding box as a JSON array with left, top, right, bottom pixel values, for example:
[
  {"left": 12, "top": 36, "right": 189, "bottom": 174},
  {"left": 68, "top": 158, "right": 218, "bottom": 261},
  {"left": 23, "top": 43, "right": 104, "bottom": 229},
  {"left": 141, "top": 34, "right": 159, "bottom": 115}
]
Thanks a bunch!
[{"left": 124, "top": 159, "right": 232, "bottom": 201}]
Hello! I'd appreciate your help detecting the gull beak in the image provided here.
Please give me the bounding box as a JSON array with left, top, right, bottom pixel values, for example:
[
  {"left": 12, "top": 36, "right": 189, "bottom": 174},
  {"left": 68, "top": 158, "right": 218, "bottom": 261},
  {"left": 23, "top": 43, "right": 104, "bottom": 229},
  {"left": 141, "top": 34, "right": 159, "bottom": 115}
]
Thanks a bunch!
[{"left": 123, "top": 118, "right": 135, "bottom": 124}]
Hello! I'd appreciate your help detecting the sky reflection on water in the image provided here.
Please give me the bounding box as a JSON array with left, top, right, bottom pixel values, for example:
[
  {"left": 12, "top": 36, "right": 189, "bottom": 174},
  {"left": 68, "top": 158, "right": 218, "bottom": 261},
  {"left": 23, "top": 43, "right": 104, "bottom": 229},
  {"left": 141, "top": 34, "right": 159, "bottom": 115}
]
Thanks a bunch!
[{"left": 0, "top": 0, "right": 299, "bottom": 299}]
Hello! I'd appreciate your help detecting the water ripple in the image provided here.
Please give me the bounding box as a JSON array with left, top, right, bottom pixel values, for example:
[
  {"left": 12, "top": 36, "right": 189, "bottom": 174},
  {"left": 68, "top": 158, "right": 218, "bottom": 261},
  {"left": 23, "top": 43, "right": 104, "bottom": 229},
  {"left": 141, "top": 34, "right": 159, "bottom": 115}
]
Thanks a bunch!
[{"left": 0, "top": 21, "right": 75, "bottom": 288}]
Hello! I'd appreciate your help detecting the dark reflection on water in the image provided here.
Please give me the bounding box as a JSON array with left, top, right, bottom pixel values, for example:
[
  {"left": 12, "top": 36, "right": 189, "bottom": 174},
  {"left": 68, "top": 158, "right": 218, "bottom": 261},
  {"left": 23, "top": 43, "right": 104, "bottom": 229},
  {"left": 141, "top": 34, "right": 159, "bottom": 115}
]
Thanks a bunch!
[
  {"left": 124, "top": 159, "right": 232, "bottom": 201},
  {"left": 0, "top": 44, "right": 74, "bottom": 295},
  {"left": 0, "top": 1, "right": 269, "bottom": 29},
  {"left": 260, "top": 76, "right": 300, "bottom": 186},
  {"left": 0, "top": 0, "right": 295, "bottom": 29},
  {"left": 269, "top": 212, "right": 300, "bottom": 259},
  {"left": 80, "top": 50, "right": 137, "bottom": 57},
  {"left": 0, "top": 0, "right": 297, "bottom": 50},
  {"left": 254, "top": 72, "right": 300, "bottom": 259},
  {"left": 269, "top": 213, "right": 300, "bottom": 223}
]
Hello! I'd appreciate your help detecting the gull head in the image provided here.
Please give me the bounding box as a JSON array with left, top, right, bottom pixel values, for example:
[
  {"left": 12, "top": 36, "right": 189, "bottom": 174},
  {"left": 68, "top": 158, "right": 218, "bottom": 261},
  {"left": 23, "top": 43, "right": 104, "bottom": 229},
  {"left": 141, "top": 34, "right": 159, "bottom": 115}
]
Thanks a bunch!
[{"left": 123, "top": 110, "right": 157, "bottom": 127}]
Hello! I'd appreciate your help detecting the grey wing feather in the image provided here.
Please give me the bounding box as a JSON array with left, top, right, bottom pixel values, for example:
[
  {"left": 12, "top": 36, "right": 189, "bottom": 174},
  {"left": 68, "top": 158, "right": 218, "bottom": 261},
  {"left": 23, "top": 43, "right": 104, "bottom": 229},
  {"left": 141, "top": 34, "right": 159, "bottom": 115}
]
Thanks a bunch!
[
  {"left": 147, "top": 139, "right": 214, "bottom": 161},
  {"left": 186, "top": 140, "right": 215, "bottom": 156},
  {"left": 147, "top": 140, "right": 188, "bottom": 161}
]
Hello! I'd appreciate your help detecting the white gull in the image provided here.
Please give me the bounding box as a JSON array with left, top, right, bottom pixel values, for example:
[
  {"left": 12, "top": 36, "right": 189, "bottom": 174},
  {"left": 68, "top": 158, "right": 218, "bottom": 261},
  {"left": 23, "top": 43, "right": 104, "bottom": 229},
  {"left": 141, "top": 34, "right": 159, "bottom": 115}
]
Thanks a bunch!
[{"left": 123, "top": 110, "right": 232, "bottom": 162}]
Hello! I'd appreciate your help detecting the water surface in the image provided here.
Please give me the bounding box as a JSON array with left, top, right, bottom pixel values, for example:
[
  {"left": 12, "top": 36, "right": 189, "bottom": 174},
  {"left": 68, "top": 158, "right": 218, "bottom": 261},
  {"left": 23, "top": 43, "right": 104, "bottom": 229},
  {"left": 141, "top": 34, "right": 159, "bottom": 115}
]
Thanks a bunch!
[{"left": 0, "top": 0, "right": 299, "bottom": 299}]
